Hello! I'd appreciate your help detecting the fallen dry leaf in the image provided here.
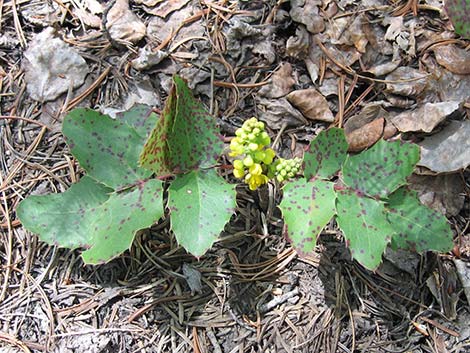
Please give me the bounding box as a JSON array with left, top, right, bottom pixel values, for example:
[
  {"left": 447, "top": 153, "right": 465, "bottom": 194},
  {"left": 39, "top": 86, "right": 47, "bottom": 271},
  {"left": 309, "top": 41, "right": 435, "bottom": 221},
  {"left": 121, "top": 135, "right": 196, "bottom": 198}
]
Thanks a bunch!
[
  {"left": 226, "top": 17, "right": 276, "bottom": 64},
  {"left": 23, "top": 28, "right": 89, "bottom": 102},
  {"left": 140, "top": 0, "right": 190, "bottom": 18},
  {"left": 258, "top": 63, "right": 295, "bottom": 99},
  {"left": 384, "top": 16, "right": 404, "bottom": 42},
  {"left": 326, "top": 14, "right": 368, "bottom": 53},
  {"left": 418, "top": 120, "right": 470, "bottom": 173},
  {"left": 74, "top": 8, "right": 101, "bottom": 28},
  {"left": 408, "top": 174, "right": 465, "bottom": 217},
  {"left": 147, "top": 5, "right": 205, "bottom": 44},
  {"left": 257, "top": 97, "right": 307, "bottom": 129},
  {"left": 134, "top": 0, "right": 163, "bottom": 6},
  {"left": 345, "top": 118, "right": 384, "bottom": 152},
  {"left": 385, "top": 67, "right": 428, "bottom": 97},
  {"left": 383, "top": 120, "right": 398, "bottom": 139},
  {"left": 131, "top": 47, "right": 168, "bottom": 70},
  {"left": 420, "top": 53, "right": 470, "bottom": 103},
  {"left": 286, "top": 26, "right": 309, "bottom": 59},
  {"left": 344, "top": 102, "right": 389, "bottom": 134},
  {"left": 290, "top": 0, "right": 324, "bottom": 34},
  {"left": 433, "top": 44, "right": 470, "bottom": 75},
  {"left": 390, "top": 101, "right": 460, "bottom": 133},
  {"left": 286, "top": 88, "right": 334, "bottom": 122},
  {"left": 106, "top": 0, "right": 146, "bottom": 44}
]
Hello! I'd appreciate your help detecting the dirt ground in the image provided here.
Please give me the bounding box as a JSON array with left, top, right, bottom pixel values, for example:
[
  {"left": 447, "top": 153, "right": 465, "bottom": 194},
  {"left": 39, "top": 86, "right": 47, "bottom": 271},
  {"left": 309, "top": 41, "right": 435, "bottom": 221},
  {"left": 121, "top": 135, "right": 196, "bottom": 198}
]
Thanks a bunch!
[{"left": 1, "top": 0, "right": 470, "bottom": 352}]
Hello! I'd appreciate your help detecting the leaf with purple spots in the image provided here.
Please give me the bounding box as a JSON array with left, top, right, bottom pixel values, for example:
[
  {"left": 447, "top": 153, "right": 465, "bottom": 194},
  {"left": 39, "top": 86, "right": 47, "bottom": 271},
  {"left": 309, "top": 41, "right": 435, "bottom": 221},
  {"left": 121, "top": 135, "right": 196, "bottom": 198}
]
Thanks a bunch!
[
  {"left": 16, "top": 176, "right": 112, "bottom": 249},
  {"left": 386, "top": 187, "right": 453, "bottom": 253},
  {"left": 279, "top": 179, "right": 336, "bottom": 255},
  {"left": 342, "top": 139, "right": 419, "bottom": 199},
  {"left": 140, "top": 75, "right": 224, "bottom": 176},
  {"left": 82, "top": 179, "right": 164, "bottom": 264},
  {"left": 336, "top": 189, "right": 394, "bottom": 270},
  {"left": 303, "top": 128, "right": 348, "bottom": 180},
  {"left": 63, "top": 105, "right": 158, "bottom": 189},
  {"left": 117, "top": 104, "right": 160, "bottom": 139},
  {"left": 168, "top": 169, "right": 236, "bottom": 257}
]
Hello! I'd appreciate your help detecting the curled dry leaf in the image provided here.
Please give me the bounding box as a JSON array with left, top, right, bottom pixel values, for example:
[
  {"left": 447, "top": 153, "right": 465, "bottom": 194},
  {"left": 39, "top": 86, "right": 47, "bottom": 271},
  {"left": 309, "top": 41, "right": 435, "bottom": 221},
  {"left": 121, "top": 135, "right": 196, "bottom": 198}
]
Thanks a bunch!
[
  {"left": 418, "top": 120, "right": 470, "bottom": 173},
  {"left": 390, "top": 101, "right": 461, "bottom": 133},
  {"left": 433, "top": 44, "right": 470, "bottom": 75},
  {"left": 345, "top": 118, "right": 384, "bottom": 152},
  {"left": 106, "top": 0, "right": 146, "bottom": 44},
  {"left": 258, "top": 63, "right": 295, "bottom": 98},
  {"left": 286, "top": 88, "right": 334, "bottom": 122},
  {"left": 23, "top": 28, "right": 89, "bottom": 102}
]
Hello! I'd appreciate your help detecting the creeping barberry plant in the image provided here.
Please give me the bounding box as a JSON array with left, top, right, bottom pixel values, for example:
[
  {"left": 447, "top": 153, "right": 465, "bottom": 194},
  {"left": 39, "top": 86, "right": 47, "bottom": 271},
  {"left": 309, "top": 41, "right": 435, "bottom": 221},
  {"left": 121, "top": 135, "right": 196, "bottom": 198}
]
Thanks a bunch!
[{"left": 16, "top": 75, "right": 454, "bottom": 270}]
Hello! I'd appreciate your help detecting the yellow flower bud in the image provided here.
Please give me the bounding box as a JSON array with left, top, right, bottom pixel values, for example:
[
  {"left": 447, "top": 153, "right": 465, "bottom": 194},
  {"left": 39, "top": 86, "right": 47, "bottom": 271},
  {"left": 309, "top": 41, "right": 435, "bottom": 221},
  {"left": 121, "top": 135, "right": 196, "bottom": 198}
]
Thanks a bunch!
[
  {"left": 233, "top": 168, "right": 245, "bottom": 178},
  {"left": 263, "top": 148, "right": 275, "bottom": 164},
  {"left": 249, "top": 163, "right": 262, "bottom": 176},
  {"left": 233, "top": 159, "right": 244, "bottom": 170},
  {"left": 243, "top": 155, "right": 254, "bottom": 167}
]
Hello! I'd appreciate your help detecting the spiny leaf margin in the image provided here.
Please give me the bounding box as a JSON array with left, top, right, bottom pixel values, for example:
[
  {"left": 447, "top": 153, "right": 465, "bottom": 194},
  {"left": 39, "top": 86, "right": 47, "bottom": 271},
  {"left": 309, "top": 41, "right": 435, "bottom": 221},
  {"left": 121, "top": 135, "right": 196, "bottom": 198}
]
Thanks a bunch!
[
  {"left": 139, "top": 75, "right": 224, "bottom": 176},
  {"left": 303, "top": 128, "right": 348, "bottom": 180},
  {"left": 63, "top": 106, "right": 157, "bottom": 189},
  {"left": 386, "top": 187, "right": 453, "bottom": 253},
  {"left": 342, "top": 139, "right": 419, "bottom": 199},
  {"left": 279, "top": 178, "right": 336, "bottom": 256},
  {"left": 82, "top": 179, "right": 164, "bottom": 264},
  {"left": 168, "top": 169, "right": 236, "bottom": 257},
  {"left": 16, "top": 176, "right": 112, "bottom": 249},
  {"left": 336, "top": 189, "right": 394, "bottom": 270}
]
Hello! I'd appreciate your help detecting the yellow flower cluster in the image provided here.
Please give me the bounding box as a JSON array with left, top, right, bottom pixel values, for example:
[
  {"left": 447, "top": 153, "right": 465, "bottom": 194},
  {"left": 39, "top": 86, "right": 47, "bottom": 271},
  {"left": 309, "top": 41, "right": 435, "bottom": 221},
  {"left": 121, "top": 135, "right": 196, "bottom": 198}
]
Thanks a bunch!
[{"left": 230, "top": 118, "right": 276, "bottom": 190}]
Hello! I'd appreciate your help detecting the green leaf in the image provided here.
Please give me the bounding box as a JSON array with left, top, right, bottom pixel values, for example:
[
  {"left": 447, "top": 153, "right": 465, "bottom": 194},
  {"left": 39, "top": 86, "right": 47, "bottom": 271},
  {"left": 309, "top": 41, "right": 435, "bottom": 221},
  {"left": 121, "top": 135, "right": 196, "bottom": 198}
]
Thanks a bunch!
[
  {"left": 303, "top": 128, "right": 348, "bottom": 180},
  {"left": 168, "top": 169, "right": 236, "bottom": 257},
  {"left": 336, "top": 189, "right": 394, "bottom": 270},
  {"left": 17, "top": 177, "right": 164, "bottom": 264},
  {"left": 140, "top": 75, "right": 223, "bottom": 176},
  {"left": 279, "top": 178, "right": 336, "bottom": 255},
  {"left": 342, "top": 139, "right": 419, "bottom": 199},
  {"left": 117, "top": 104, "right": 160, "bottom": 139},
  {"left": 445, "top": 0, "right": 470, "bottom": 38},
  {"left": 82, "top": 179, "right": 164, "bottom": 264},
  {"left": 386, "top": 187, "right": 453, "bottom": 253},
  {"left": 63, "top": 106, "right": 158, "bottom": 189},
  {"left": 16, "top": 176, "right": 112, "bottom": 249}
]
